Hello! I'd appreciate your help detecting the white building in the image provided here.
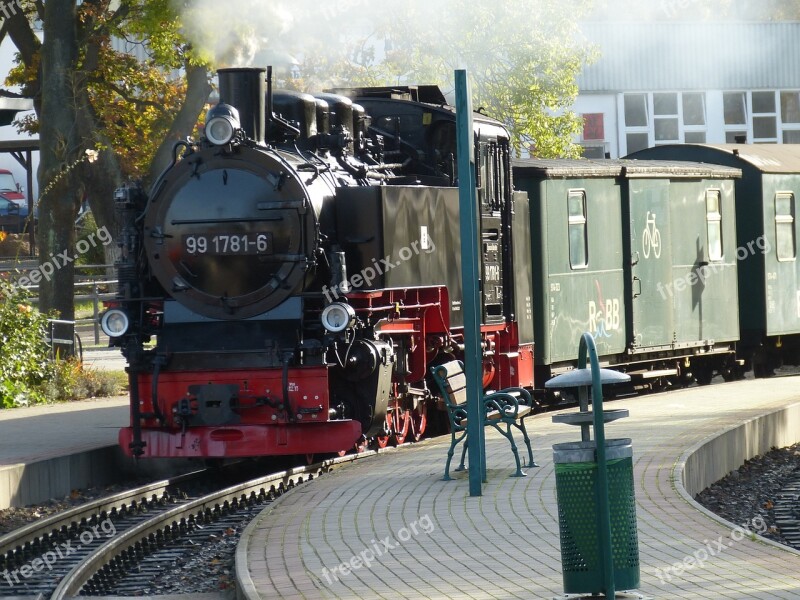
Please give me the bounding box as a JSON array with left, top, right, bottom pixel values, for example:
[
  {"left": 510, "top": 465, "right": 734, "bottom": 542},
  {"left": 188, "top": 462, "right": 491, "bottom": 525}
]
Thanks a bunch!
[{"left": 574, "top": 21, "right": 800, "bottom": 158}]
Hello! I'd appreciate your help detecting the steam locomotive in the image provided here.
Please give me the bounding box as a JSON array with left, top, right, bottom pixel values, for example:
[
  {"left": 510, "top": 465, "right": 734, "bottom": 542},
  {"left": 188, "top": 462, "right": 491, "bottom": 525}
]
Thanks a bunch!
[{"left": 106, "top": 67, "right": 534, "bottom": 458}]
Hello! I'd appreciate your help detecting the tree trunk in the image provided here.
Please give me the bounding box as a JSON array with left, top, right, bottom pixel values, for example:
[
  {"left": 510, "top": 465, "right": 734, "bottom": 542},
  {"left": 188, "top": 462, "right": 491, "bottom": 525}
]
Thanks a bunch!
[
  {"left": 74, "top": 86, "right": 123, "bottom": 234},
  {"left": 147, "top": 62, "right": 212, "bottom": 187},
  {"left": 38, "top": 0, "right": 80, "bottom": 320}
]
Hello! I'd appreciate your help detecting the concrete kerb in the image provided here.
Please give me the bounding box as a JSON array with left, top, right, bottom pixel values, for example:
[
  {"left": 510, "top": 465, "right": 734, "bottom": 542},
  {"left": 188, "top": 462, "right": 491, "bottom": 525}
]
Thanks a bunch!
[{"left": 673, "top": 399, "right": 800, "bottom": 557}]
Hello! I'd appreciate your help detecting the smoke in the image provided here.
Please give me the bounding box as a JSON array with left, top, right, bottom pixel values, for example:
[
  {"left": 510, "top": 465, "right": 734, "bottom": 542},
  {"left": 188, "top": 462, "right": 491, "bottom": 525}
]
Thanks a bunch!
[
  {"left": 172, "top": 0, "right": 591, "bottom": 89},
  {"left": 172, "top": 0, "right": 371, "bottom": 73},
  {"left": 172, "top": 0, "right": 292, "bottom": 67}
]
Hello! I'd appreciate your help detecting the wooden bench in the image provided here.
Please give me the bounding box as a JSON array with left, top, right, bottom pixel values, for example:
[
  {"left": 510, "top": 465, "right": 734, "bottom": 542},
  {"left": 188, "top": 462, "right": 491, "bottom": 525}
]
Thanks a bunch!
[{"left": 430, "top": 360, "right": 538, "bottom": 480}]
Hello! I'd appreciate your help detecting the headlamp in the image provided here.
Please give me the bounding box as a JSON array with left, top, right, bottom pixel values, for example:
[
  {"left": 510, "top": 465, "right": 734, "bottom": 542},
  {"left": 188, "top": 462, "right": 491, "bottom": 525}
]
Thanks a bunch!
[
  {"left": 205, "top": 103, "right": 241, "bottom": 146},
  {"left": 321, "top": 302, "right": 356, "bottom": 333},
  {"left": 100, "top": 309, "right": 130, "bottom": 337}
]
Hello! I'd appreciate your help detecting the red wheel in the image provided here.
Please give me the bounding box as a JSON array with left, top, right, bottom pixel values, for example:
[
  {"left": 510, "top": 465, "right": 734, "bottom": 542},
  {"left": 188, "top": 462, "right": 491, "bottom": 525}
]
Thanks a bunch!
[
  {"left": 392, "top": 409, "right": 411, "bottom": 445},
  {"left": 410, "top": 402, "right": 427, "bottom": 442},
  {"left": 375, "top": 413, "right": 393, "bottom": 449},
  {"left": 305, "top": 453, "right": 315, "bottom": 464}
]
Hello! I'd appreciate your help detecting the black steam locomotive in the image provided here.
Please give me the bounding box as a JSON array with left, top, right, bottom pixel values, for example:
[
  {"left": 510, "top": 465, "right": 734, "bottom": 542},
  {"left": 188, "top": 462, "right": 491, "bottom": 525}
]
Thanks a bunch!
[{"left": 106, "top": 67, "right": 534, "bottom": 458}]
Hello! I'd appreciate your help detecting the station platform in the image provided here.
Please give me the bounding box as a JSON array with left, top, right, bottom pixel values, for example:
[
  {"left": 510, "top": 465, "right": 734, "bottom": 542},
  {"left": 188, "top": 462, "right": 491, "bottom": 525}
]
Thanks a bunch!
[
  {"left": 237, "top": 377, "right": 800, "bottom": 599},
  {"left": 0, "top": 397, "right": 129, "bottom": 508}
]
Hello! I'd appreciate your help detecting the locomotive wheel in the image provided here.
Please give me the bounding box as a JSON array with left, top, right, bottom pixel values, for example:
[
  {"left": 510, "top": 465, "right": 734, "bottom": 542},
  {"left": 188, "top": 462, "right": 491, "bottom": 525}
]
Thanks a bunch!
[
  {"left": 392, "top": 409, "right": 411, "bottom": 445},
  {"left": 410, "top": 403, "right": 428, "bottom": 442},
  {"left": 375, "top": 413, "right": 394, "bottom": 449}
]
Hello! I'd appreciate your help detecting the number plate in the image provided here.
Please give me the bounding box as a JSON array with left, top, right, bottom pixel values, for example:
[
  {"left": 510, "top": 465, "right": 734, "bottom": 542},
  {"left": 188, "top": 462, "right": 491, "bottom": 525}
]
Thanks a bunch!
[{"left": 183, "top": 233, "right": 273, "bottom": 255}]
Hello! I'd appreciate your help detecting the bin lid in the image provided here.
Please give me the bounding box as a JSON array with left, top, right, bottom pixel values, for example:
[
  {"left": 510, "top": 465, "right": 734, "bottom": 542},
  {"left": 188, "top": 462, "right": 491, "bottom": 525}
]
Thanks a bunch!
[{"left": 553, "top": 438, "right": 633, "bottom": 463}]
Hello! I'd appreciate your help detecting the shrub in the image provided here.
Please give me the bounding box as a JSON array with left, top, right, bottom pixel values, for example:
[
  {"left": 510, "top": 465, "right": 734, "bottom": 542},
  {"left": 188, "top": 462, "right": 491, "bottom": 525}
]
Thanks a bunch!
[
  {"left": 0, "top": 279, "right": 52, "bottom": 407},
  {"left": 0, "top": 280, "right": 126, "bottom": 407}
]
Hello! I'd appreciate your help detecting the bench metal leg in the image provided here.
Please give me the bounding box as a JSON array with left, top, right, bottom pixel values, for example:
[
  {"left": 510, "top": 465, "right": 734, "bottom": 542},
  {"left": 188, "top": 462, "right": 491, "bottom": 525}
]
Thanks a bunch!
[
  {"left": 443, "top": 430, "right": 467, "bottom": 481},
  {"left": 493, "top": 423, "right": 526, "bottom": 477},
  {"left": 456, "top": 439, "right": 468, "bottom": 472},
  {"left": 516, "top": 417, "right": 538, "bottom": 468}
]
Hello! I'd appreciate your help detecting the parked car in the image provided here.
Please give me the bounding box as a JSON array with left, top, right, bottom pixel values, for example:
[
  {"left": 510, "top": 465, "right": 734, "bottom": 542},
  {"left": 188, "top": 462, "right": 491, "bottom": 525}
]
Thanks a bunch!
[
  {"left": 0, "top": 169, "right": 35, "bottom": 232},
  {"left": 0, "top": 196, "right": 22, "bottom": 233}
]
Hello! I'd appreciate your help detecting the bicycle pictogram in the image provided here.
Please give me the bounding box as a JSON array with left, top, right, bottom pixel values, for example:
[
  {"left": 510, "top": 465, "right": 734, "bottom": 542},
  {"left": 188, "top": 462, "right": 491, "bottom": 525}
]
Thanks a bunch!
[{"left": 642, "top": 211, "right": 662, "bottom": 259}]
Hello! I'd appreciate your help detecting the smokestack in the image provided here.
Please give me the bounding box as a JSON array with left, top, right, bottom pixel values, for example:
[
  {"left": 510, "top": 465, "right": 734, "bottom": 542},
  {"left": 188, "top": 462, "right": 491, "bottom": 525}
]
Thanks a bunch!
[{"left": 217, "top": 67, "right": 266, "bottom": 145}]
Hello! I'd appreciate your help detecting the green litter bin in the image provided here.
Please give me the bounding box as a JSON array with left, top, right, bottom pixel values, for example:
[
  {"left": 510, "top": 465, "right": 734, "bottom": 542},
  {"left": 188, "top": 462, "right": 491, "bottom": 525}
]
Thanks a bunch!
[{"left": 553, "top": 438, "right": 640, "bottom": 594}]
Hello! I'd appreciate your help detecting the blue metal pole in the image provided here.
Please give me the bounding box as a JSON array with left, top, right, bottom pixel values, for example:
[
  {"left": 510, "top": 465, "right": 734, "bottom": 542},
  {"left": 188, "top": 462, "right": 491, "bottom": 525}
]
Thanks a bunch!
[
  {"left": 455, "top": 69, "right": 485, "bottom": 496},
  {"left": 579, "top": 333, "right": 615, "bottom": 598}
]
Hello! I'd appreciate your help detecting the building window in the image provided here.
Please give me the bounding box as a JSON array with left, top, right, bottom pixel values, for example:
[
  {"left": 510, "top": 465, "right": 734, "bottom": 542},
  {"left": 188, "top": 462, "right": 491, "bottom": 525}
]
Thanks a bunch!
[
  {"left": 752, "top": 91, "right": 778, "bottom": 142},
  {"left": 623, "top": 92, "right": 707, "bottom": 153},
  {"left": 776, "top": 192, "right": 796, "bottom": 261},
  {"left": 583, "top": 113, "right": 605, "bottom": 140},
  {"left": 782, "top": 91, "right": 800, "bottom": 143},
  {"left": 624, "top": 94, "right": 650, "bottom": 154},
  {"left": 654, "top": 93, "right": 679, "bottom": 142},
  {"left": 580, "top": 113, "right": 608, "bottom": 158},
  {"left": 683, "top": 93, "right": 706, "bottom": 143},
  {"left": 568, "top": 190, "right": 588, "bottom": 269},
  {"left": 624, "top": 94, "right": 648, "bottom": 127},
  {"left": 723, "top": 91, "right": 748, "bottom": 143},
  {"left": 706, "top": 190, "right": 723, "bottom": 261}
]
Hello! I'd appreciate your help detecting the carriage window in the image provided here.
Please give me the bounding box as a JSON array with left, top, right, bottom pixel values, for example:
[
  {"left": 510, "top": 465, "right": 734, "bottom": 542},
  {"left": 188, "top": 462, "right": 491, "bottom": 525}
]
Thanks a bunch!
[
  {"left": 568, "top": 190, "right": 588, "bottom": 269},
  {"left": 706, "top": 190, "right": 723, "bottom": 261},
  {"left": 776, "top": 192, "right": 796, "bottom": 261}
]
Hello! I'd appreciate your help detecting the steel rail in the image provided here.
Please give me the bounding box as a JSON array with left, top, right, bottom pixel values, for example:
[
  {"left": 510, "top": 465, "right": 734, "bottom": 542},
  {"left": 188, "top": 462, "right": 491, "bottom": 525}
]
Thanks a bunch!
[
  {"left": 0, "top": 469, "right": 207, "bottom": 558},
  {"left": 50, "top": 452, "right": 373, "bottom": 599}
]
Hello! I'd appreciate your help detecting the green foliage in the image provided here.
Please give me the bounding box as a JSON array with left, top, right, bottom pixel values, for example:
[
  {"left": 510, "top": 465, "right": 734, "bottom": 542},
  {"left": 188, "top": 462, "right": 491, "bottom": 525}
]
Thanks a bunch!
[
  {"left": 5, "top": 0, "right": 207, "bottom": 180},
  {"left": 0, "top": 280, "right": 51, "bottom": 407},
  {"left": 0, "top": 279, "right": 126, "bottom": 408},
  {"left": 292, "top": 0, "right": 595, "bottom": 157}
]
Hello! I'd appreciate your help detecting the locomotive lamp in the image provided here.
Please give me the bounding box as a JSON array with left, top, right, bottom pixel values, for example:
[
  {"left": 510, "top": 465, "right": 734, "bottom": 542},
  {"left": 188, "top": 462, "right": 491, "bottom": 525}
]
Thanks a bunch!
[
  {"left": 205, "top": 103, "right": 241, "bottom": 146},
  {"left": 321, "top": 302, "right": 356, "bottom": 333},
  {"left": 100, "top": 309, "right": 130, "bottom": 338}
]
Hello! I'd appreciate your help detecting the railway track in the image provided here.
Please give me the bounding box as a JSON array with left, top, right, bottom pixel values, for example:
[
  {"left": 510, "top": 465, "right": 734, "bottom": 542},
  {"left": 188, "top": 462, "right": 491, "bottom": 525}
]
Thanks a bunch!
[
  {"left": 0, "top": 453, "right": 371, "bottom": 598},
  {"left": 0, "top": 469, "right": 212, "bottom": 598}
]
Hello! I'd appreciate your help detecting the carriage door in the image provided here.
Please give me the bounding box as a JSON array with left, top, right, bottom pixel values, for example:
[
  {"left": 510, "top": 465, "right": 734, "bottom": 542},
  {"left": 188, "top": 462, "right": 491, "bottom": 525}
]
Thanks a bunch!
[{"left": 628, "top": 180, "right": 675, "bottom": 351}]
